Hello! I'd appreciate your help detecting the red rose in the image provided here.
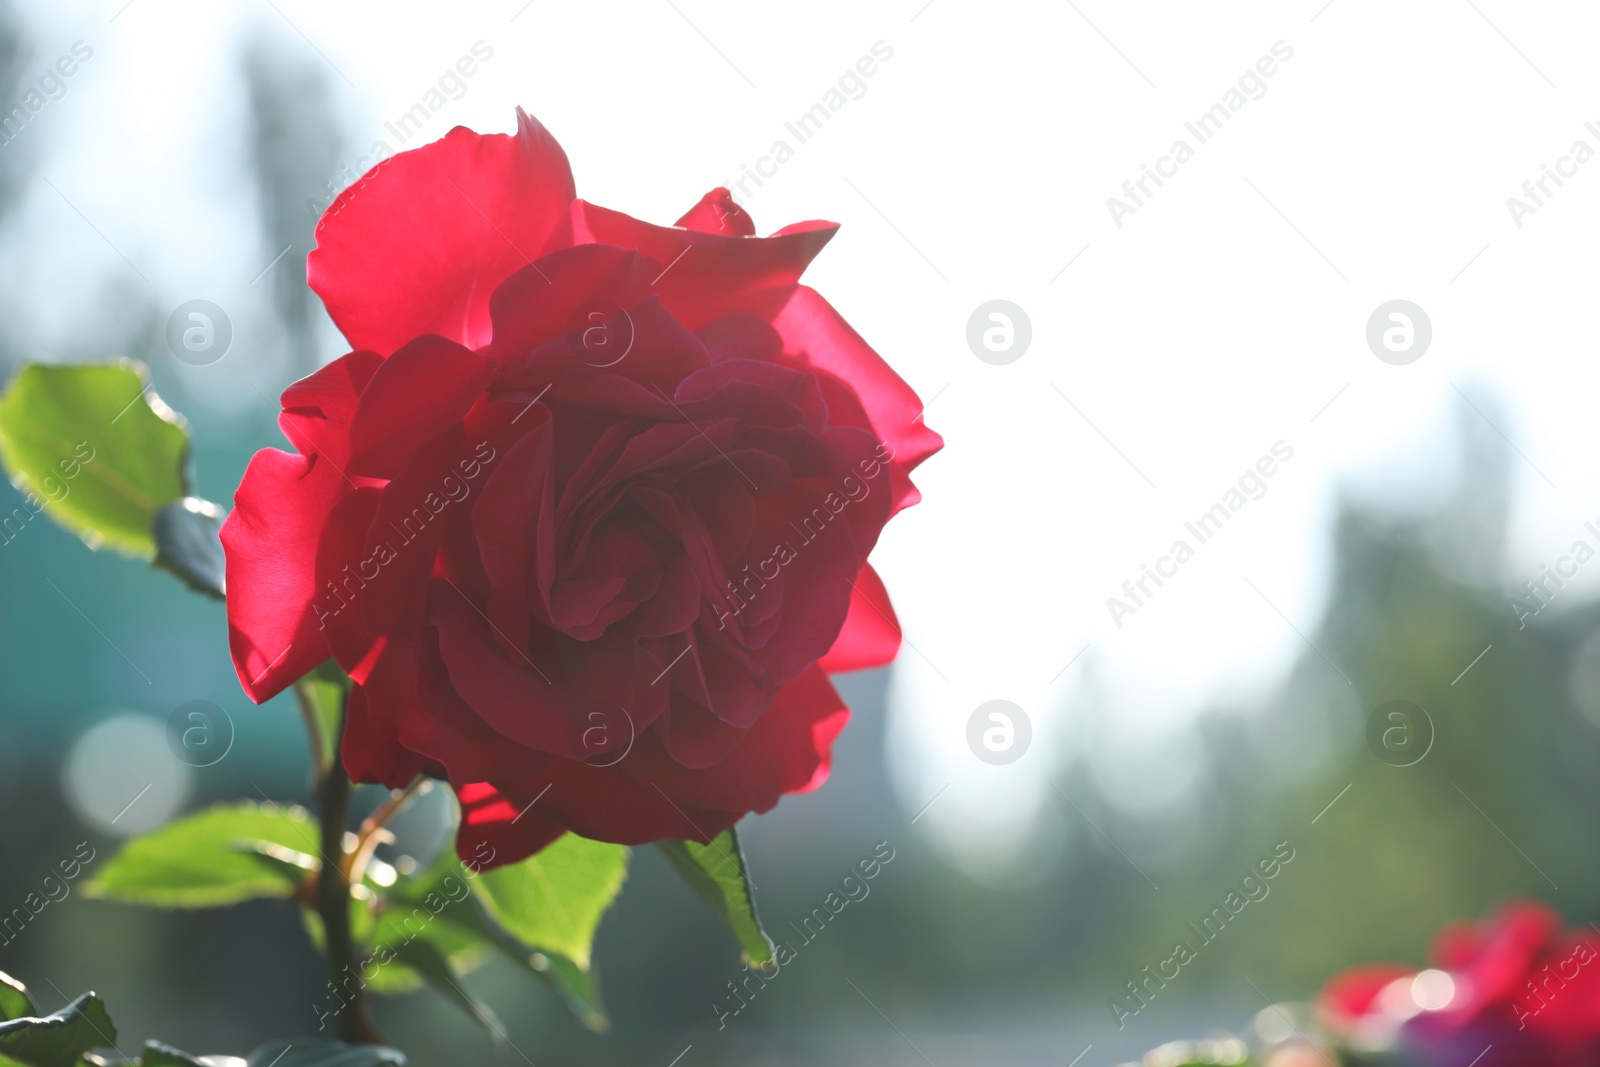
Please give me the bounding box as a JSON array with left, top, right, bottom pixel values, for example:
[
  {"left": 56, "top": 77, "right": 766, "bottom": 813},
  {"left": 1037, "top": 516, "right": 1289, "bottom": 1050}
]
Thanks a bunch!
[
  {"left": 1318, "top": 902, "right": 1600, "bottom": 1067},
  {"left": 222, "top": 110, "right": 940, "bottom": 867}
]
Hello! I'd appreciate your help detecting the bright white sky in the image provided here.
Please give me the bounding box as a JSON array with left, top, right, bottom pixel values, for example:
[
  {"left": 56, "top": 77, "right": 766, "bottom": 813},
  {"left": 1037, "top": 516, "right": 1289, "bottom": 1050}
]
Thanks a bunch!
[{"left": 23, "top": 0, "right": 1600, "bottom": 873}]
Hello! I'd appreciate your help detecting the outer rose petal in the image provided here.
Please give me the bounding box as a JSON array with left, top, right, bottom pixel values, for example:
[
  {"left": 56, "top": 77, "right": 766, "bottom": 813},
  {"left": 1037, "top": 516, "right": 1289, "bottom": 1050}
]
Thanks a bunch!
[
  {"left": 343, "top": 644, "right": 431, "bottom": 789},
  {"left": 675, "top": 187, "right": 756, "bottom": 236},
  {"left": 222, "top": 449, "right": 348, "bottom": 702},
  {"left": 569, "top": 199, "right": 838, "bottom": 329},
  {"left": 487, "top": 764, "right": 731, "bottom": 848},
  {"left": 347, "top": 335, "right": 494, "bottom": 477},
  {"left": 313, "top": 486, "right": 384, "bottom": 673},
  {"left": 819, "top": 564, "right": 901, "bottom": 674},
  {"left": 278, "top": 349, "right": 383, "bottom": 466},
  {"left": 621, "top": 665, "right": 850, "bottom": 812},
  {"left": 440, "top": 667, "right": 849, "bottom": 864},
  {"left": 734, "top": 284, "right": 943, "bottom": 514},
  {"left": 309, "top": 108, "right": 575, "bottom": 354},
  {"left": 358, "top": 424, "right": 471, "bottom": 639},
  {"left": 455, "top": 782, "right": 567, "bottom": 868},
  {"left": 482, "top": 244, "right": 653, "bottom": 368}
]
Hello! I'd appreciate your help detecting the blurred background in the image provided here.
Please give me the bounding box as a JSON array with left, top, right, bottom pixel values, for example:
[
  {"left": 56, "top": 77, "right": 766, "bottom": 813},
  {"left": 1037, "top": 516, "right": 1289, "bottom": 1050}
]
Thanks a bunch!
[{"left": 2, "top": 0, "right": 1600, "bottom": 1064}]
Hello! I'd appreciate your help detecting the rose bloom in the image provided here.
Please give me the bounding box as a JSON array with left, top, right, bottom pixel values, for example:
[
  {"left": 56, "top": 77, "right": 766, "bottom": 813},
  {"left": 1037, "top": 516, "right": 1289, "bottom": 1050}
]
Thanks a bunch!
[
  {"left": 223, "top": 110, "right": 940, "bottom": 867},
  {"left": 1317, "top": 902, "right": 1600, "bottom": 1067}
]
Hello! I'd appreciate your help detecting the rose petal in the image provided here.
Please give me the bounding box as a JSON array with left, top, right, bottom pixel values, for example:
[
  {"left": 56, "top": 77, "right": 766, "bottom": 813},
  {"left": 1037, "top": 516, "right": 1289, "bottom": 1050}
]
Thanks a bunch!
[
  {"left": 401, "top": 627, "right": 550, "bottom": 782},
  {"left": 278, "top": 350, "right": 383, "bottom": 466},
  {"left": 343, "top": 641, "right": 432, "bottom": 788},
  {"left": 348, "top": 335, "right": 494, "bottom": 478},
  {"left": 485, "top": 764, "right": 734, "bottom": 847},
  {"left": 313, "top": 486, "right": 384, "bottom": 673},
  {"left": 659, "top": 691, "right": 751, "bottom": 768},
  {"left": 675, "top": 187, "right": 755, "bottom": 236},
  {"left": 309, "top": 108, "right": 575, "bottom": 354},
  {"left": 733, "top": 460, "right": 866, "bottom": 685},
  {"left": 819, "top": 563, "right": 901, "bottom": 673},
  {"left": 495, "top": 295, "right": 712, "bottom": 398},
  {"left": 731, "top": 285, "right": 943, "bottom": 515},
  {"left": 696, "top": 311, "right": 782, "bottom": 364},
  {"left": 472, "top": 413, "right": 556, "bottom": 652},
  {"left": 361, "top": 424, "right": 472, "bottom": 639},
  {"left": 428, "top": 579, "right": 594, "bottom": 760},
  {"left": 455, "top": 781, "right": 568, "bottom": 869},
  {"left": 484, "top": 244, "right": 653, "bottom": 366},
  {"left": 569, "top": 199, "right": 838, "bottom": 329},
  {"left": 679, "top": 630, "right": 771, "bottom": 731},
  {"left": 222, "top": 450, "right": 348, "bottom": 701},
  {"left": 623, "top": 665, "right": 849, "bottom": 812}
]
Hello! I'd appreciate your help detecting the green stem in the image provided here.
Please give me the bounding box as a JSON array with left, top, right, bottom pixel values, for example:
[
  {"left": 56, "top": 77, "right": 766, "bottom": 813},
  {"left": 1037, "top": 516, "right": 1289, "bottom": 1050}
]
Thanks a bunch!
[
  {"left": 294, "top": 680, "right": 331, "bottom": 786},
  {"left": 314, "top": 704, "right": 382, "bottom": 1044}
]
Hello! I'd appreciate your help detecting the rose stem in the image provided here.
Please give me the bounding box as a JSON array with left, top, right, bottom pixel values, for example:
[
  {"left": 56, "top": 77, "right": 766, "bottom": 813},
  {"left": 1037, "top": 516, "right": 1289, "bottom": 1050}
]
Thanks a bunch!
[
  {"left": 314, "top": 701, "right": 383, "bottom": 1044},
  {"left": 293, "top": 679, "right": 330, "bottom": 786}
]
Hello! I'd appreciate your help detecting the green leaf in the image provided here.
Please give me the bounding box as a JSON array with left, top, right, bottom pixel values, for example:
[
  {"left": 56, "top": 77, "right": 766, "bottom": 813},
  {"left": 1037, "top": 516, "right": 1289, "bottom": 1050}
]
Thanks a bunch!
[
  {"left": 366, "top": 847, "right": 611, "bottom": 1029},
  {"left": 367, "top": 879, "right": 488, "bottom": 995},
  {"left": 85, "top": 802, "right": 318, "bottom": 908},
  {"left": 244, "top": 1039, "right": 405, "bottom": 1067},
  {"left": 236, "top": 837, "right": 319, "bottom": 880},
  {"left": 0, "top": 988, "right": 209, "bottom": 1067},
  {"left": 362, "top": 854, "right": 492, "bottom": 993},
  {"left": 0, "top": 993, "right": 115, "bottom": 1067},
  {"left": 0, "top": 975, "right": 34, "bottom": 1023},
  {"left": 389, "top": 939, "right": 501, "bottom": 1036},
  {"left": 657, "top": 827, "right": 774, "bottom": 968},
  {"left": 528, "top": 951, "right": 607, "bottom": 1033},
  {"left": 362, "top": 848, "right": 500, "bottom": 995},
  {"left": 139, "top": 1040, "right": 207, "bottom": 1066},
  {"left": 470, "top": 834, "right": 627, "bottom": 970},
  {"left": 0, "top": 362, "right": 189, "bottom": 557},
  {"left": 151, "top": 498, "right": 226, "bottom": 599}
]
